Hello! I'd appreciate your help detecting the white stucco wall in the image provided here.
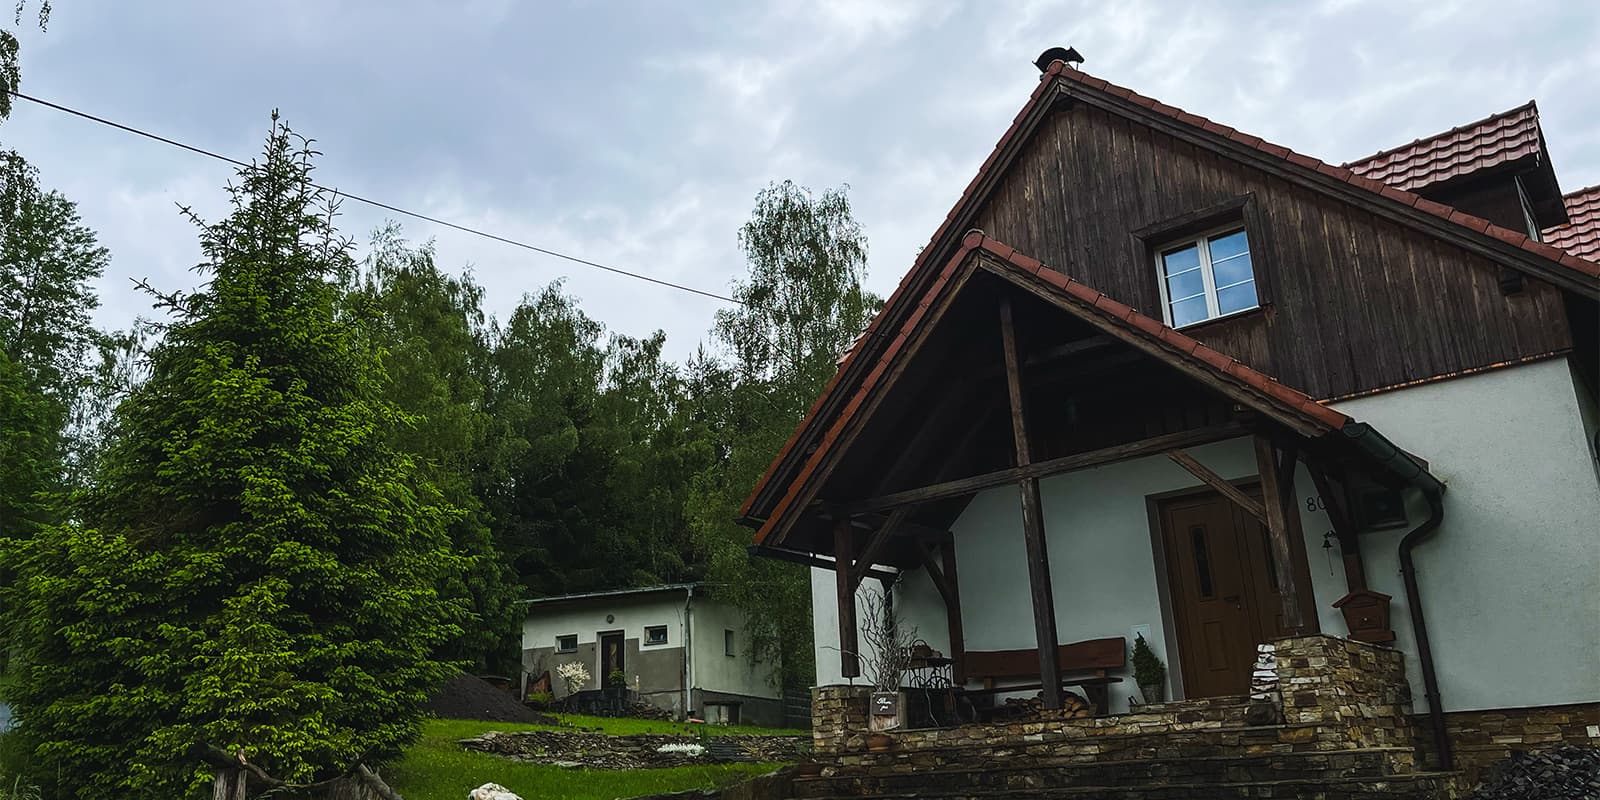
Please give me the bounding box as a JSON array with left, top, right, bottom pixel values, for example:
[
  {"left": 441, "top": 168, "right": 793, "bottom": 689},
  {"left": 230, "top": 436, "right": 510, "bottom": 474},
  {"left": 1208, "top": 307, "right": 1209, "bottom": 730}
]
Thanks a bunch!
[
  {"left": 808, "top": 357, "right": 1600, "bottom": 715},
  {"left": 1328, "top": 357, "right": 1600, "bottom": 712},
  {"left": 690, "top": 597, "right": 782, "bottom": 700}
]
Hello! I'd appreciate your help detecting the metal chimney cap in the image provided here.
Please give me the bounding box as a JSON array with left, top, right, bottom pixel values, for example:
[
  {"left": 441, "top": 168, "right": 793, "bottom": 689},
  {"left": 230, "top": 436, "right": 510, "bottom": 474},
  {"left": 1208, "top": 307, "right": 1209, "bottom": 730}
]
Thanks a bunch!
[{"left": 1035, "top": 46, "right": 1084, "bottom": 72}]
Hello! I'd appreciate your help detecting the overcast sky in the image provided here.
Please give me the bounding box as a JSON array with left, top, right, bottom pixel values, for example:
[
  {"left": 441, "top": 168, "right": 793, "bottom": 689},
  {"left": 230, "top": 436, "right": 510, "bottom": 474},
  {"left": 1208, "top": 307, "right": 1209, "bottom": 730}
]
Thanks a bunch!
[{"left": 4, "top": 0, "right": 1596, "bottom": 362}]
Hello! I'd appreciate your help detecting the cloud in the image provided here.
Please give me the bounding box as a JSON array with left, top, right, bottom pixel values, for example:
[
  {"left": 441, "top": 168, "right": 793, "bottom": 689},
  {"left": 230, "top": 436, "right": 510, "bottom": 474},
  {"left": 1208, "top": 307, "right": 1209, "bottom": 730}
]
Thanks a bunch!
[{"left": 2, "top": 0, "right": 1594, "bottom": 363}]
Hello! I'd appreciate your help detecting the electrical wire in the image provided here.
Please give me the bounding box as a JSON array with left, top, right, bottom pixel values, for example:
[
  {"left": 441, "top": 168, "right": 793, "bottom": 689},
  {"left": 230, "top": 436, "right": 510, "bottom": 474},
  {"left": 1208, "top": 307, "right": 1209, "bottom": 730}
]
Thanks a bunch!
[{"left": 6, "top": 90, "right": 740, "bottom": 304}]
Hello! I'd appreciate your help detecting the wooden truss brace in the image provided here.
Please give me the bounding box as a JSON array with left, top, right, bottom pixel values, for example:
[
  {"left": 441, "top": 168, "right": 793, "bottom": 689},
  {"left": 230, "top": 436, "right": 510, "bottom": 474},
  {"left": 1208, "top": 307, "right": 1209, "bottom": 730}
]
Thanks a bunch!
[{"left": 1166, "top": 448, "right": 1267, "bottom": 525}]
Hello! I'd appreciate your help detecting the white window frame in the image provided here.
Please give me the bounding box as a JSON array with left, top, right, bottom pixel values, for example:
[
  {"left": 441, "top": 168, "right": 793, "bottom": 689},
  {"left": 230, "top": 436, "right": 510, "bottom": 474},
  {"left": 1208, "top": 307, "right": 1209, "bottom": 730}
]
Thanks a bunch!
[
  {"left": 1154, "top": 225, "right": 1258, "bottom": 328},
  {"left": 643, "top": 625, "right": 669, "bottom": 647},
  {"left": 555, "top": 634, "right": 578, "bottom": 653}
]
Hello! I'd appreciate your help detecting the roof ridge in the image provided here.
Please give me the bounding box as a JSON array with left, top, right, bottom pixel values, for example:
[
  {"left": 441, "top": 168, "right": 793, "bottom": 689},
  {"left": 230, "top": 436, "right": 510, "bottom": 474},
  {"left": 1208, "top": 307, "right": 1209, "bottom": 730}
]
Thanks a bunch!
[
  {"left": 1562, "top": 184, "right": 1600, "bottom": 201},
  {"left": 1341, "top": 100, "right": 1539, "bottom": 168}
]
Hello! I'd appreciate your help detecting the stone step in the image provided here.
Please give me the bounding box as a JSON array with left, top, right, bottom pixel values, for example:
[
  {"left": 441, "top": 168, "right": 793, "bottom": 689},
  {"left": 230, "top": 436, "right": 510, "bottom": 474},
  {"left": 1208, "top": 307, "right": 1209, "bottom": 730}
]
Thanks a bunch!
[
  {"left": 791, "top": 748, "right": 1423, "bottom": 799},
  {"left": 789, "top": 770, "right": 1459, "bottom": 800}
]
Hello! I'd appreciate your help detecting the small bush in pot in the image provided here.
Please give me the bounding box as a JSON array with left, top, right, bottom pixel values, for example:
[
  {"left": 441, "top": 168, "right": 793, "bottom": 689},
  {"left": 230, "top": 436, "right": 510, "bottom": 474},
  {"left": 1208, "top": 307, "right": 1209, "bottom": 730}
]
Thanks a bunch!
[{"left": 1132, "top": 633, "right": 1167, "bottom": 703}]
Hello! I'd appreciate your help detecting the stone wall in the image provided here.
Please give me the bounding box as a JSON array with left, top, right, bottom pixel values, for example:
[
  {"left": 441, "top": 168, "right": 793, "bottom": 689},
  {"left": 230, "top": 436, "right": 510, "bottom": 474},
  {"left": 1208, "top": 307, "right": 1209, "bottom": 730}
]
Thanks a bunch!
[
  {"left": 1273, "top": 635, "right": 1414, "bottom": 749},
  {"left": 811, "top": 686, "right": 870, "bottom": 756},
  {"left": 1421, "top": 702, "right": 1600, "bottom": 787}
]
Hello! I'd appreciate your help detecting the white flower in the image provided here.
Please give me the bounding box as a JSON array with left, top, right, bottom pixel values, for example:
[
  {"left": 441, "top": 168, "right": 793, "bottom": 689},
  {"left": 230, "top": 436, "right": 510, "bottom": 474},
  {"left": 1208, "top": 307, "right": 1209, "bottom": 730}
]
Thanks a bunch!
[
  {"left": 656, "top": 743, "right": 706, "bottom": 756},
  {"left": 555, "top": 661, "right": 591, "bottom": 695}
]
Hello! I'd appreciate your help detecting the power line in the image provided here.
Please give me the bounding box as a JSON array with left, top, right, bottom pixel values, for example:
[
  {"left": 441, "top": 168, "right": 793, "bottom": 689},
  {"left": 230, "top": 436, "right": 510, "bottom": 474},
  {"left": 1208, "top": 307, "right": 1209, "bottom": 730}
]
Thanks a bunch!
[{"left": 6, "top": 90, "right": 740, "bottom": 305}]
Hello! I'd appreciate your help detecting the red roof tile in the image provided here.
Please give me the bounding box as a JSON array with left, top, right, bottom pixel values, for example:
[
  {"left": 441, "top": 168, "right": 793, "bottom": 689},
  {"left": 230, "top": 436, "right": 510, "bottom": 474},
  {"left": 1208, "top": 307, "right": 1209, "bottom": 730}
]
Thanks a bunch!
[
  {"left": 1543, "top": 185, "right": 1600, "bottom": 262},
  {"left": 1343, "top": 102, "right": 1541, "bottom": 192}
]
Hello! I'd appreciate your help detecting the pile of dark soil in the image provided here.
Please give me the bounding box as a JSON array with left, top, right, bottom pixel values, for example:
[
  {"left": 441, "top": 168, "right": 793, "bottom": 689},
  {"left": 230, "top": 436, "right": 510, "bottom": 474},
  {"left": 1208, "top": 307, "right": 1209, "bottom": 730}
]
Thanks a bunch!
[
  {"left": 424, "top": 673, "right": 557, "bottom": 724},
  {"left": 1468, "top": 746, "right": 1600, "bottom": 800}
]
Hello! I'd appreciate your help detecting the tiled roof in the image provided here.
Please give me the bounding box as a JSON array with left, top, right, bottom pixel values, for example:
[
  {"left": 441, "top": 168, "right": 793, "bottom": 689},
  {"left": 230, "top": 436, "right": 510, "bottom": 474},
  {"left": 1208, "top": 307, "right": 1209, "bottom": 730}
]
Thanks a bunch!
[
  {"left": 1543, "top": 186, "right": 1600, "bottom": 262},
  {"left": 1342, "top": 102, "right": 1542, "bottom": 192},
  {"left": 752, "top": 234, "right": 1351, "bottom": 546},
  {"left": 1051, "top": 65, "right": 1600, "bottom": 283}
]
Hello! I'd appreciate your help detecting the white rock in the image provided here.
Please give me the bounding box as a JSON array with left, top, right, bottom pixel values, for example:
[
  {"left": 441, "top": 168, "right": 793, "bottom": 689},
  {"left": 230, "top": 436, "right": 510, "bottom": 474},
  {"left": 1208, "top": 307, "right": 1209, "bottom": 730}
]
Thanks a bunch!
[{"left": 469, "top": 783, "right": 522, "bottom": 800}]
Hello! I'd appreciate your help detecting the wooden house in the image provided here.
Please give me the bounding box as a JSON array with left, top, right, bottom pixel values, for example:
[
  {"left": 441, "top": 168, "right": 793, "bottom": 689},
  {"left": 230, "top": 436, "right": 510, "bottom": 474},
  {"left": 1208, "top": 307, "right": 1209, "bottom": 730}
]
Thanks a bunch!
[{"left": 742, "top": 51, "right": 1598, "bottom": 793}]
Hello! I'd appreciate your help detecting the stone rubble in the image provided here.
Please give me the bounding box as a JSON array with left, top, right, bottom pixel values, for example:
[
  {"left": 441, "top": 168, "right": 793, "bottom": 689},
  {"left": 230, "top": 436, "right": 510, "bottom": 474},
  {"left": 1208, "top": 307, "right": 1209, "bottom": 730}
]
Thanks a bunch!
[
  {"left": 459, "top": 730, "right": 805, "bottom": 769},
  {"left": 1466, "top": 746, "right": 1600, "bottom": 800}
]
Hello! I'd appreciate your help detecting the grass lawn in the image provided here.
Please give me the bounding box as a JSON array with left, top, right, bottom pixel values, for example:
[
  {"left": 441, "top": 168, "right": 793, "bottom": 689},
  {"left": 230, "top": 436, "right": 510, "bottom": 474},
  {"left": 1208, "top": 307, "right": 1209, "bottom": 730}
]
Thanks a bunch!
[{"left": 385, "top": 716, "right": 803, "bottom": 800}]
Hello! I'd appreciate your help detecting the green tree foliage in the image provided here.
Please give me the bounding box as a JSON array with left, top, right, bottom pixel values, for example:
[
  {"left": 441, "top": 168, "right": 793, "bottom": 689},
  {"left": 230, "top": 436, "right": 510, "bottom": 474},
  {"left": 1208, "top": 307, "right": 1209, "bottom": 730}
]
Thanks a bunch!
[
  {"left": 689, "top": 180, "right": 882, "bottom": 688},
  {"left": 348, "top": 226, "right": 519, "bottom": 671},
  {"left": 0, "top": 153, "right": 107, "bottom": 537},
  {"left": 0, "top": 118, "right": 465, "bottom": 798},
  {"left": 0, "top": 2, "right": 51, "bottom": 122},
  {"left": 485, "top": 284, "right": 707, "bottom": 598}
]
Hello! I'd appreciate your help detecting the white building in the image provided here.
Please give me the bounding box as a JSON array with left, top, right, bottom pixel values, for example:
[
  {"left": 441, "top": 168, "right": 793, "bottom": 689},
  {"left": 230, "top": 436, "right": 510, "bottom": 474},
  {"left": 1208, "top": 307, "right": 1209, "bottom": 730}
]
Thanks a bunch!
[{"left": 520, "top": 584, "right": 783, "bottom": 726}]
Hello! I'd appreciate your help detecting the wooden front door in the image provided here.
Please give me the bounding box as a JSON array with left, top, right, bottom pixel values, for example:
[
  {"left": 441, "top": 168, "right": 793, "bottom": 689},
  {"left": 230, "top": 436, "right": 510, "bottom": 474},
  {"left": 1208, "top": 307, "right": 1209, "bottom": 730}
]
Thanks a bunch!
[
  {"left": 599, "top": 632, "right": 625, "bottom": 687},
  {"left": 1159, "top": 490, "right": 1312, "bottom": 698}
]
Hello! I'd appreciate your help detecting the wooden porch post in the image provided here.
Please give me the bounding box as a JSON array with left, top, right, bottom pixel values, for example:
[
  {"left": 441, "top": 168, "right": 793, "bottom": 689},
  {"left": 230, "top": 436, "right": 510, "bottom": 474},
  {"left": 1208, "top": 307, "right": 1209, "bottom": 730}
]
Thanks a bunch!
[
  {"left": 917, "top": 534, "right": 967, "bottom": 684},
  {"left": 1000, "top": 297, "right": 1063, "bottom": 709},
  {"left": 834, "top": 519, "right": 861, "bottom": 678},
  {"left": 1254, "top": 435, "right": 1305, "bottom": 634}
]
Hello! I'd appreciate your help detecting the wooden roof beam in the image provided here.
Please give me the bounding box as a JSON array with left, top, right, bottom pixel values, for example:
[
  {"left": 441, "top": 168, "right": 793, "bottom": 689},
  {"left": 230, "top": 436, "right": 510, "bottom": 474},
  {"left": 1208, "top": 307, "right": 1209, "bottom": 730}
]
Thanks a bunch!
[{"left": 838, "top": 418, "right": 1257, "bottom": 516}]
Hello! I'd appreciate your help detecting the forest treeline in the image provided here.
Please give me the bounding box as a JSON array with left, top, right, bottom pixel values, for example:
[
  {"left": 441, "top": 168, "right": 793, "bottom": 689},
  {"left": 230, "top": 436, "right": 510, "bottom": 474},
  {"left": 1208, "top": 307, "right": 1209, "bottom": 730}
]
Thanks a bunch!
[{"left": 0, "top": 9, "right": 880, "bottom": 793}]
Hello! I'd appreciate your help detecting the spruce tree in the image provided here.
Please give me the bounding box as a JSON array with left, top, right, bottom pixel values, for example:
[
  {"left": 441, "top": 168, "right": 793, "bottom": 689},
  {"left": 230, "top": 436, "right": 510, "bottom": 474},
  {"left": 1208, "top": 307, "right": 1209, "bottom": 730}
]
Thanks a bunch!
[{"left": 0, "top": 117, "right": 464, "bottom": 798}]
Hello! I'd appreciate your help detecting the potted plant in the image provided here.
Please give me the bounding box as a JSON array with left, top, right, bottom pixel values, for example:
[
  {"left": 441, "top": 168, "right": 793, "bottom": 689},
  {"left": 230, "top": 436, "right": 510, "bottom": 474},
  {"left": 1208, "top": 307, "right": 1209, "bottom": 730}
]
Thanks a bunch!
[
  {"left": 1131, "top": 633, "right": 1167, "bottom": 704},
  {"left": 859, "top": 583, "right": 918, "bottom": 734}
]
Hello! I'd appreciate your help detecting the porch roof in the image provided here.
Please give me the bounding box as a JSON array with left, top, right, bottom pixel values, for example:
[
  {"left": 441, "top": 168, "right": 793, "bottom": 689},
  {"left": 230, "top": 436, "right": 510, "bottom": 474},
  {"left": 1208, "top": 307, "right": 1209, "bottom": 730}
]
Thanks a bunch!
[{"left": 751, "top": 233, "right": 1371, "bottom": 550}]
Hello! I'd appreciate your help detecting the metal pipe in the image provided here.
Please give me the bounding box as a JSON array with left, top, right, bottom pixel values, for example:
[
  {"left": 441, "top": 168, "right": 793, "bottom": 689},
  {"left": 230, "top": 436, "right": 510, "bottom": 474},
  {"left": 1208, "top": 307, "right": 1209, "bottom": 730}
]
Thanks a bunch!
[
  {"left": 1399, "top": 491, "right": 1451, "bottom": 771},
  {"left": 683, "top": 585, "right": 694, "bottom": 721},
  {"left": 1342, "top": 422, "right": 1452, "bottom": 771}
]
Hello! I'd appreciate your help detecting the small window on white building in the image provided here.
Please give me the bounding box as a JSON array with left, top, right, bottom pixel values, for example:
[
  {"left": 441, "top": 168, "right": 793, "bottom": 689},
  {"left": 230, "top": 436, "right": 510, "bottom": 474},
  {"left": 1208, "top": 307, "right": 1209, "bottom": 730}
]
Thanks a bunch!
[
  {"left": 1156, "top": 227, "right": 1258, "bottom": 328},
  {"left": 644, "top": 625, "right": 668, "bottom": 646},
  {"left": 556, "top": 634, "right": 577, "bottom": 653},
  {"left": 704, "top": 702, "right": 741, "bottom": 725},
  {"left": 724, "top": 629, "right": 736, "bottom": 657}
]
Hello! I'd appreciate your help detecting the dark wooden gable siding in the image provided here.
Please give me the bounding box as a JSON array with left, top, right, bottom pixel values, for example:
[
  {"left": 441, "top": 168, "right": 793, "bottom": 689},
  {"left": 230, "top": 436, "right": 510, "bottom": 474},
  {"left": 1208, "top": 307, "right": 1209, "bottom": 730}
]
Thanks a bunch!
[{"left": 970, "top": 103, "right": 1573, "bottom": 400}]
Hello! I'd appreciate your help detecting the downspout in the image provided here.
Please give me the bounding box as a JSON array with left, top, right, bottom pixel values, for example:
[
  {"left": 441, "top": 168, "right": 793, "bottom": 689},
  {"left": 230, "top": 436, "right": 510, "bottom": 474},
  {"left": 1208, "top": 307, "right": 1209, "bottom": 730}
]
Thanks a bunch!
[
  {"left": 683, "top": 585, "right": 694, "bottom": 721},
  {"left": 1342, "top": 423, "right": 1452, "bottom": 771}
]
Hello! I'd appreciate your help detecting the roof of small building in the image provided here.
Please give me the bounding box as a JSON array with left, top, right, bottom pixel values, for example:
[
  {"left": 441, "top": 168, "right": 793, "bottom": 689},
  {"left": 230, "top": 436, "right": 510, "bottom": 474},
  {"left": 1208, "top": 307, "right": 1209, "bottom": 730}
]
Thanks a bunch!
[
  {"left": 521, "top": 583, "right": 700, "bottom": 608},
  {"left": 1543, "top": 186, "right": 1600, "bottom": 262},
  {"left": 1343, "top": 102, "right": 1544, "bottom": 192}
]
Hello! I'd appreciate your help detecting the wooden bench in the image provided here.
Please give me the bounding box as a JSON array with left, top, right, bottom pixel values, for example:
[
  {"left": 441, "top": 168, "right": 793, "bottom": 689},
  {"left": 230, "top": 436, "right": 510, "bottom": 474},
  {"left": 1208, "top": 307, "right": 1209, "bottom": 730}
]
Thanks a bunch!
[{"left": 959, "top": 637, "right": 1126, "bottom": 717}]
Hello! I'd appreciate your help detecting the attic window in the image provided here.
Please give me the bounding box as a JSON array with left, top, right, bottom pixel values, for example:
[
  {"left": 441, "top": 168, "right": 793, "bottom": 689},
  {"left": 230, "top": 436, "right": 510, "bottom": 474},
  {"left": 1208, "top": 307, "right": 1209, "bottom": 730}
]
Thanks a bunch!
[{"left": 1156, "top": 227, "right": 1258, "bottom": 327}]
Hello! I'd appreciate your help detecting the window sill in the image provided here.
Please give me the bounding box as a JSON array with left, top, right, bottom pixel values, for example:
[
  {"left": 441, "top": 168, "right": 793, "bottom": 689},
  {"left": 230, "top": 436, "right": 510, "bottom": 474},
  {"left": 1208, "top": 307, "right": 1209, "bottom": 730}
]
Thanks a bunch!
[{"left": 1171, "top": 304, "right": 1265, "bottom": 333}]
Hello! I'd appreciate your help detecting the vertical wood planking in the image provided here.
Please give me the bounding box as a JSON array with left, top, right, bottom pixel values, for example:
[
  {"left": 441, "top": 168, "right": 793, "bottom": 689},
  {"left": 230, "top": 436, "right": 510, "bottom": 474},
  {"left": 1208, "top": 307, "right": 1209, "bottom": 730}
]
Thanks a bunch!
[{"left": 955, "top": 101, "right": 1570, "bottom": 401}]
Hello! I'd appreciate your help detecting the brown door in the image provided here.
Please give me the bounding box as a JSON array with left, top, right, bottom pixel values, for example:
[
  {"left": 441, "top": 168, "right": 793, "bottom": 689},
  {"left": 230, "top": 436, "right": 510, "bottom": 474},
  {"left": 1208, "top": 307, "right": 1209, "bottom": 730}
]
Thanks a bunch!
[
  {"left": 1159, "top": 490, "right": 1314, "bottom": 698},
  {"left": 599, "top": 632, "right": 625, "bottom": 687}
]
